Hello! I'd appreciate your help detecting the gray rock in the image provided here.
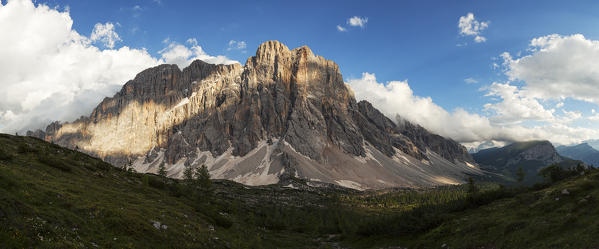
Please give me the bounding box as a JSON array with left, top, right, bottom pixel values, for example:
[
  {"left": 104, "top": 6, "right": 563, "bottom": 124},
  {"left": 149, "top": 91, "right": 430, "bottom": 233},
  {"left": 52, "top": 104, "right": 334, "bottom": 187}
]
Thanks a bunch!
[{"left": 30, "top": 40, "right": 477, "bottom": 188}]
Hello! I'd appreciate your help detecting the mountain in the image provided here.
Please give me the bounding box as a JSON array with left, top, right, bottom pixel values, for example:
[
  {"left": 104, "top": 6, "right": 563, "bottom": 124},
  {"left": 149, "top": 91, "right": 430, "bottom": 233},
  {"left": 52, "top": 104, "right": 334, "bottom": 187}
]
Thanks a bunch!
[
  {"left": 583, "top": 139, "right": 599, "bottom": 151},
  {"left": 557, "top": 143, "right": 599, "bottom": 167},
  {"left": 473, "top": 140, "right": 583, "bottom": 184},
  {"left": 28, "top": 40, "right": 480, "bottom": 189}
]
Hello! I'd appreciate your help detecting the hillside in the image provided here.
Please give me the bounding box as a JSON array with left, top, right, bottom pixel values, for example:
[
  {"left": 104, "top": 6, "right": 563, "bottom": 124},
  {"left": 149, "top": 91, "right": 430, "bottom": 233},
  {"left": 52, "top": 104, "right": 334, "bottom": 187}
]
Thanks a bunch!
[
  {"left": 409, "top": 168, "right": 599, "bottom": 248},
  {"left": 472, "top": 140, "right": 583, "bottom": 185},
  {"left": 557, "top": 143, "right": 599, "bottom": 167},
  {"left": 2, "top": 133, "right": 598, "bottom": 248},
  {"left": 0, "top": 134, "right": 356, "bottom": 248}
]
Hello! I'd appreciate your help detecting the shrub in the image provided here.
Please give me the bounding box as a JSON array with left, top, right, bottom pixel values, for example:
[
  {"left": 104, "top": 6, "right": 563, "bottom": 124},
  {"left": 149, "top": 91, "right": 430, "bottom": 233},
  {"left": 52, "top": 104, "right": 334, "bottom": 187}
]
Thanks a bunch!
[
  {"left": 539, "top": 164, "right": 578, "bottom": 183},
  {"left": 148, "top": 175, "right": 166, "bottom": 189},
  {"left": 17, "top": 142, "right": 37, "bottom": 154},
  {"left": 167, "top": 182, "right": 184, "bottom": 197},
  {"left": 0, "top": 148, "right": 13, "bottom": 161}
]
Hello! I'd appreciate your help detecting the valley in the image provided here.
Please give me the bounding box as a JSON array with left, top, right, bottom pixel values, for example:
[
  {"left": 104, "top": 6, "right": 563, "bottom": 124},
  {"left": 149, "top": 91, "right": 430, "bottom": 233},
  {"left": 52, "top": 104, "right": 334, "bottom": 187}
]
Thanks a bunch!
[{"left": 2, "top": 134, "right": 599, "bottom": 248}]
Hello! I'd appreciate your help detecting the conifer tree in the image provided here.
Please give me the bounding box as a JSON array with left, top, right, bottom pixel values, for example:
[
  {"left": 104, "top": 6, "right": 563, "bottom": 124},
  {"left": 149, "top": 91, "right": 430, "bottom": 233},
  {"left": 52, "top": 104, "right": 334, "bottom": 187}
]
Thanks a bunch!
[
  {"left": 516, "top": 167, "right": 526, "bottom": 183},
  {"left": 195, "top": 165, "right": 212, "bottom": 196},
  {"left": 158, "top": 162, "right": 167, "bottom": 179},
  {"left": 467, "top": 177, "right": 478, "bottom": 194},
  {"left": 183, "top": 165, "right": 194, "bottom": 183}
]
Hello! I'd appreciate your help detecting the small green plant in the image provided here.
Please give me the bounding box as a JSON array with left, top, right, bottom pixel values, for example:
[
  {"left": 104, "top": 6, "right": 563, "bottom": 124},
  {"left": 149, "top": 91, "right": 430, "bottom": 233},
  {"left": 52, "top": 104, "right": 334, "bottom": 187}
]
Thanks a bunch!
[{"left": 142, "top": 175, "right": 149, "bottom": 186}]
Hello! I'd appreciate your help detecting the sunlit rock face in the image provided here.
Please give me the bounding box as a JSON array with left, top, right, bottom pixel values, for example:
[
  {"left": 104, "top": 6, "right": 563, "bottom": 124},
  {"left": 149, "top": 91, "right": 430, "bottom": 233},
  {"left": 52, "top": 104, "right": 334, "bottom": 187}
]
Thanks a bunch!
[{"left": 29, "top": 41, "right": 480, "bottom": 189}]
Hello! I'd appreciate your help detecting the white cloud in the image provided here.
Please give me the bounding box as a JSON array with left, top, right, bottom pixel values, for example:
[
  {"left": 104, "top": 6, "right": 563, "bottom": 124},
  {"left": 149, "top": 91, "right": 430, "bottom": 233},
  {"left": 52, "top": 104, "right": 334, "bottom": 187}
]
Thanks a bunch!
[
  {"left": 336, "top": 25, "right": 347, "bottom": 32},
  {"left": 348, "top": 16, "right": 368, "bottom": 28},
  {"left": 464, "top": 77, "right": 478, "bottom": 84},
  {"left": 561, "top": 110, "right": 582, "bottom": 123},
  {"left": 502, "top": 34, "right": 599, "bottom": 104},
  {"left": 458, "top": 13, "right": 488, "bottom": 43},
  {"left": 227, "top": 40, "right": 247, "bottom": 51},
  {"left": 90, "top": 22, "right": 121, "bottom": 48},
  {"left": 347, "top": 73, "right": 599, "bottom": 147},
  {"left": 159, "top": 40, "right": 239, "bottom": 69},
  {"left": 483, "top": 82, "right": 555, "bottom": 124},
  {"left": 0, "top": 0, "right": 236, "bottom": 133},
  {"left": 588, "top": 114, "right": 599, "bottom": 121}
]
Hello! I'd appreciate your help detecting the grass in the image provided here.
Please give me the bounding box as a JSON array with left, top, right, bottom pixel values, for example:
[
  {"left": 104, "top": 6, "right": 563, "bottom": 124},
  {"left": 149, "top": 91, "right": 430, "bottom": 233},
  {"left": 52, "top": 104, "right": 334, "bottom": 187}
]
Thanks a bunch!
[{"left": 2, "top": 133, "right": 599, "bottom": 248}]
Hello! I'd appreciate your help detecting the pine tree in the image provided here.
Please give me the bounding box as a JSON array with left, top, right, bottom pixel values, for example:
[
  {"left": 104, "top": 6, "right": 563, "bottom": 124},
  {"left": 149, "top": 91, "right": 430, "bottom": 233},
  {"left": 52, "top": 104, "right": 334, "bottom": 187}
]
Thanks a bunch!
[
  {"left": 467, "top": 177, "right": 478, "bottom": 194},
  {"left": 183, "top": 165, "right": 194, "bottom": 183},
  {"left": 516, "top": 167, "right": 526, "bottom": 183},
  {"left": 195, "top": 165, "right": 212, "bottom": 196},
  {"left": 158, "top": 162, "right": 167, "bottom": 179}
]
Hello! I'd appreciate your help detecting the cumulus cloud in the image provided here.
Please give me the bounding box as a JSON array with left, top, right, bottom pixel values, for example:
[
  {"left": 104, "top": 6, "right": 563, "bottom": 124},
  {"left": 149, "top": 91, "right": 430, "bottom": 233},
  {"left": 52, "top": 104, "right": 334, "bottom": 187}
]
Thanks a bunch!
[
  {"left": 227, "top": 40, "right": 247, "bottom": 51},
  {"left": 348, "top": 16, "right": 368, "bottom": 28},
  {"left": 483, "top": 82, "right": 555, "bottom": 124},
  {"left": 0, "top": 0, "right": 236, "bottom": 133},
  {"left": 458, "top": 13, "right": 488, "bottom": 43},
  {"left": 159, "top": 39, "right": 239, "bottom": 69},
  {"left": 346, "top": 73, "right": 599, "bottom": 147},
  {"left": 502, "top": 34, "right": 599, "bottom": 104},
  {"left": 90, "top": 22, "right": 121, "bottom": 48},
  {"left": 336, "top": 16, "right": 368, "bottom": 31}
]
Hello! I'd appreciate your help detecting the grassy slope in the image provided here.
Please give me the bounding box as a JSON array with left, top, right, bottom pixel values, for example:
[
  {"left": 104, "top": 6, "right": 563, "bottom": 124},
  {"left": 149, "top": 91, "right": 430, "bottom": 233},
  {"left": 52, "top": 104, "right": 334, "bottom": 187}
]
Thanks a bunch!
[
  {"left": 0, "top": 134, "right": 338, "bottom": 248},
  {"left": 413, "top": 173, "right": 599, "bottom": 249},
  {"left": 2, "top": 134, "right": 599, "bottom": 248},
  {"left": 351, "top": 173, "right": 599, "bottom": 249}
]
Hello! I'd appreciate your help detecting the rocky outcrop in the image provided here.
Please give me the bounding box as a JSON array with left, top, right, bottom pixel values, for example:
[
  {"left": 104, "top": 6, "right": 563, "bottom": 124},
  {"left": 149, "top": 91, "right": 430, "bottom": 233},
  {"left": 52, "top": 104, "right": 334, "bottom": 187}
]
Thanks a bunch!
[{"left": 29, "top": 40, "right": 480, "bottom": 189}]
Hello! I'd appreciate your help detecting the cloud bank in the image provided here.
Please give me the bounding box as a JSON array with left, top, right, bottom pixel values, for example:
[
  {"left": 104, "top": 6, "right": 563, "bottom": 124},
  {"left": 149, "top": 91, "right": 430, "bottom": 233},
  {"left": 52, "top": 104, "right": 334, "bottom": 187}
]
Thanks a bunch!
[{"left": 347, "top": 72, "right": 599, "bottom": 148}]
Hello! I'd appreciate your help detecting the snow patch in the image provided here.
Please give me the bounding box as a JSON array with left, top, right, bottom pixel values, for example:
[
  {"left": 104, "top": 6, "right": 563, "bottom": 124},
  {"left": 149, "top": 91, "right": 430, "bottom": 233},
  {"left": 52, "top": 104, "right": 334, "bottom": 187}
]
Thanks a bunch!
[
  {"left": 173, "top": 97, "right": 189, "bottom": 109},
  {"left": 335, "top": 180, "right": 364, "bottom": 191}
]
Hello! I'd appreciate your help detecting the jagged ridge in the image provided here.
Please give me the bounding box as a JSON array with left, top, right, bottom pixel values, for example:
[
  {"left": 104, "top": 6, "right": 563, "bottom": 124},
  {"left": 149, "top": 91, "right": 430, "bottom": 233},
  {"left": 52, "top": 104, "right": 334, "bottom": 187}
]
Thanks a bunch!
[{"left": 29, "top": 40, "right": 478, "bottom": 189}]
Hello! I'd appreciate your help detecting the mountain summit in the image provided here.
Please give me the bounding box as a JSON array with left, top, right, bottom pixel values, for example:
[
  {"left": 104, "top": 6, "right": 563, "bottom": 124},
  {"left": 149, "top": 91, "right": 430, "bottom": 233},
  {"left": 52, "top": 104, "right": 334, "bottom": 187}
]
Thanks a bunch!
[{"left": 29, "top": 41, "right": 480, "bottom": 189}]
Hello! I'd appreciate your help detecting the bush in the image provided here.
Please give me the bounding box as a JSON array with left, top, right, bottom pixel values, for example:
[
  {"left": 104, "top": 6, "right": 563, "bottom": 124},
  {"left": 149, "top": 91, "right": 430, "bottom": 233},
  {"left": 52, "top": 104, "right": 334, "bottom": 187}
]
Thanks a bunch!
[
  {"left": 539, "top": 164, "right": 579, "bottom": 183},
  {"left": 0, "top": 148, "right": 13, "bottom": 161},
  {"left": 148, "top": 175, "right": 166, "bottom": 189},
  {"left": 167, "top": 182, "right": 184, "bottom": 197},
  {"left": 17, "top": 142, "right": 37, "bottom": 154}
]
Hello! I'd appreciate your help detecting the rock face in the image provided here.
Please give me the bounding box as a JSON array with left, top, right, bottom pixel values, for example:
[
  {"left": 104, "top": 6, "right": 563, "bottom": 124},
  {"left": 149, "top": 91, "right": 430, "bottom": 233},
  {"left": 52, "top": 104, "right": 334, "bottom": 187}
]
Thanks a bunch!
[
  {"left": 29, "top": 41, "right": 480, "bottom": 189},
  {"left": 556, "top": 143, "right": 599, "bottom": 167}
]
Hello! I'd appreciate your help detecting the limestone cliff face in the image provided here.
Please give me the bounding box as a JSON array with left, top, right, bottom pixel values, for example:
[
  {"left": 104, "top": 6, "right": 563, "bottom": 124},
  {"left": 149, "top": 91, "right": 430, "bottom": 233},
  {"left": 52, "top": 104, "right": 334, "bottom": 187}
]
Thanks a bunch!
[{"left": 29, "top": 41, "right": 479, "bottom": 189}]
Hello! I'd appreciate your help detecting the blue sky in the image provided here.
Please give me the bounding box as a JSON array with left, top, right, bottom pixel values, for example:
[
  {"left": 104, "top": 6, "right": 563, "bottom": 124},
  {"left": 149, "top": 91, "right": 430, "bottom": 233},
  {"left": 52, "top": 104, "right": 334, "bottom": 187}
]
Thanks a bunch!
[
  {"left": 48, "top": 0, "right": 599, "bottom": 111},
  {"left": 3, "top": 0, "right": 599, "bottom": 148}
]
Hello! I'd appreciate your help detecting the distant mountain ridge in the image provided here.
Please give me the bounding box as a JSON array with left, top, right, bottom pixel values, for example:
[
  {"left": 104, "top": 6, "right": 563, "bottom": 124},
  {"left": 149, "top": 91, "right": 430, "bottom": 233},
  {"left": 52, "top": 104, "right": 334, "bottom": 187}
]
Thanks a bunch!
[
  {"left": 28, "top": 40, "right": 481, "bottom": 189},
  {"left": 473, "top": 140, "right": 583, "bottom": 184},
  {"left": 557, "top": 143, "right": 599, "bottom": 167}
]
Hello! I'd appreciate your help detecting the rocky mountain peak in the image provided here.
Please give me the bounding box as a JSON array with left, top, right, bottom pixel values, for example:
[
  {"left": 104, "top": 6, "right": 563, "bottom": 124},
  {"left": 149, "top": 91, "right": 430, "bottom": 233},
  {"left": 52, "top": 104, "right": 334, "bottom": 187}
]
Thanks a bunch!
[{"left": 29, "top": 41, "right": 480, "bottom": 189}]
